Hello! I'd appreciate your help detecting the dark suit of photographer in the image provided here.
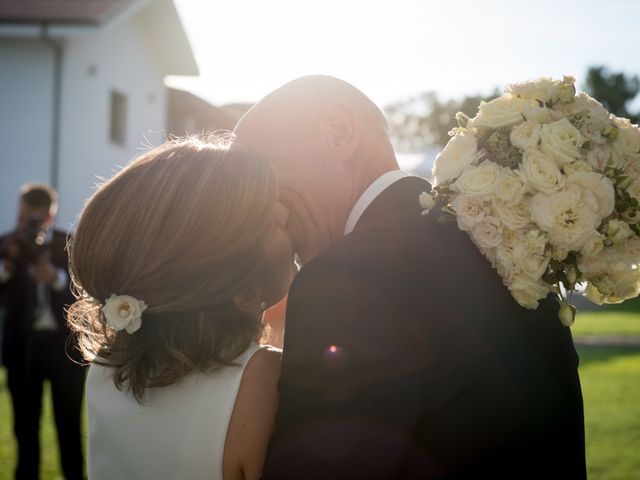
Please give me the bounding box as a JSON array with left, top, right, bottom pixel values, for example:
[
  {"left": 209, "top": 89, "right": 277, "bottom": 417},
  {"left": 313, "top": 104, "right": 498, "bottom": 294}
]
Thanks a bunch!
[{"left": 0, "top": 183, "right": 85, "bottom": 480}]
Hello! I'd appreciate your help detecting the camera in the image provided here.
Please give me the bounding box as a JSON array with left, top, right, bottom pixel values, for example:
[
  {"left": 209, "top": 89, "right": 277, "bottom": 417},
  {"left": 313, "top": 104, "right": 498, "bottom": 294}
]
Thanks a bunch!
[
  {"left": 1, "top": 215, "right": 48, "bottom": 264},
  {"left": 20, "top": 215, "right": 48, "bottom": 261}
]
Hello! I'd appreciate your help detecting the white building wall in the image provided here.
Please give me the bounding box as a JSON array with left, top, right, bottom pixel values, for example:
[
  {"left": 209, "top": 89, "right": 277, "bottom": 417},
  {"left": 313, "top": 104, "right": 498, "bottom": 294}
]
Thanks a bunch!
[
  {"left": 57, "top": 11, "right": 168, "bottom": 230},
  {"left": 0, "top": 39, "right": 54, "bottom": 232}
]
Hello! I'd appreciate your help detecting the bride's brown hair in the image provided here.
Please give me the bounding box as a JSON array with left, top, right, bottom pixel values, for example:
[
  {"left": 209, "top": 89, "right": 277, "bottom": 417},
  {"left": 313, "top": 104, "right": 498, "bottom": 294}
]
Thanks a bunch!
[{"left": 67, "top": 134, "right": 276, "bottom": 402}]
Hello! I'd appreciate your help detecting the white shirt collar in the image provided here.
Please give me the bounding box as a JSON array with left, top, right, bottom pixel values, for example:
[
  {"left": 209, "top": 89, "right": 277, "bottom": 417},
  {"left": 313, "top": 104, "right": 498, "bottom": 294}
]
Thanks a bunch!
[{"left": 344, "top": 170, "right": 411, "bottom": 235}]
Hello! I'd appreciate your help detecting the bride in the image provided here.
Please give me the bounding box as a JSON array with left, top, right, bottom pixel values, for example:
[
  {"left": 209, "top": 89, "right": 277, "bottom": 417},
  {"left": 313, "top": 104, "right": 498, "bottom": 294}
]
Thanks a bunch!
[{"left": 67, "top": 135, "right": 296, "bottom": 479}]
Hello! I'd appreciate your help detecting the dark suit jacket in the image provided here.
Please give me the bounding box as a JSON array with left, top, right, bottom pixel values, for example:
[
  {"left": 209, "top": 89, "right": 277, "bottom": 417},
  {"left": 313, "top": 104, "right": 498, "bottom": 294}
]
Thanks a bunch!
[
  {"left": 262, "top": 176, "right": 585, "bottom": 479},
  {"left": 0, "top": 228, "right": 78, "bottom": 368}
]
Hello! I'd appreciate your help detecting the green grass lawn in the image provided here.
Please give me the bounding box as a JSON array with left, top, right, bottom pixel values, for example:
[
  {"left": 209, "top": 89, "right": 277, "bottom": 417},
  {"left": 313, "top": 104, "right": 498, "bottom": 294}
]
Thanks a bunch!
[
  {"left": 572, "top": 296, "right": 640, "bottom": 337},
  {"left": 0, "top": 370, "right": 86, "bottom": 480},
  {"left": 0, "top": 301, "right": 638, "bottom": 479},
  {"left": 578, "top": 346, "right": 640, "bottom": 480}
]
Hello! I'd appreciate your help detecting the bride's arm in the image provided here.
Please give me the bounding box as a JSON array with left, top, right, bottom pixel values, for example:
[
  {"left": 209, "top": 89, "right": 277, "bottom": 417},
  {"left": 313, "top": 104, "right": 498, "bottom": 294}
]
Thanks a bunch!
[{"left": 223, "top": 346, "right": 282, "bottom": 480}]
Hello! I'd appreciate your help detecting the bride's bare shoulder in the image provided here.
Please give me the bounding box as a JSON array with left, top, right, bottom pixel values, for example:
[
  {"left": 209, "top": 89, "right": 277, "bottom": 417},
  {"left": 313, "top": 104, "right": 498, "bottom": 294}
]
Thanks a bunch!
[{"left": 223, "top": 346, "right": 282, "bottom": 480}]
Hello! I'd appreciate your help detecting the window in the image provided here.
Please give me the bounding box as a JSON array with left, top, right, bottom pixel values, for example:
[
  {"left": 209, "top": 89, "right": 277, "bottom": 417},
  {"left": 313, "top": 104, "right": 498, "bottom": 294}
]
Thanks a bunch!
[{"left": 110, "top": 90, "right": 127, "bottom": 146}]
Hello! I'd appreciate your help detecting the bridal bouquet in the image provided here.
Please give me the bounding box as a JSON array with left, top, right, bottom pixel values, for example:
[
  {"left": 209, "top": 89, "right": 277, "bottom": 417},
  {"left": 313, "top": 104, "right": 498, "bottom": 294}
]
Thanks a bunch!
[{"left": 422, "top": 76, "right": 640, "bottom": 325}]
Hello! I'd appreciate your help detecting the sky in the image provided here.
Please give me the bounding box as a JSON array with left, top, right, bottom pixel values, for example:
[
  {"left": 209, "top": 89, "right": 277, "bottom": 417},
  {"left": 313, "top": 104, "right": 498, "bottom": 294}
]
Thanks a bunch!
[{"left": 167, "top": 0, "right": 640, "bottom": 110}]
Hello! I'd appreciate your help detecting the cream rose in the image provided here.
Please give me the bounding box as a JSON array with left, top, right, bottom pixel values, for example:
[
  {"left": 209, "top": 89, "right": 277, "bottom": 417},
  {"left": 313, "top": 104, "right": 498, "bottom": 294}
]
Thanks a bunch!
[
  {"left": 556, "top": 93, "right": 610, "bottom": 141},
  {"left": 627, "top": 178, "right": 640, "bottom": 204},
  {"left": 494, "top": 244, "right": 517, "bottom": 281},
  {"left": 530, "top": 189, "right": 601, "bottom": 251},
  {"left": 506, "top": 77, "right": 557, "bottom": 102},
  {"left": 419, "top": 191, "right": 435, "bottom": 215},
  {"left": 560, "top": 92, "right": 610, "bottom": 123},
  {"left": 586, "top": 145, "right": 624, "bottom": 171},
  {"left": 566, "top": 171, "right": 615, "bottom": 218},
  {"left": 451, "top": 195, "right": 487, "bottom": 231},
  {"left": 512, "top": 230, "right": 550, "bottom": 280},
  {"left": 540, "top": 118, "right": 585, "bottom": 166},
  {"left": 591, "top": 270, "right": 640, "bottom": 304},
  {"left": 471, "top": 215, "right": 503, "bottom": 249},
  {"left": 510, "top": 121, "right": 542, "bottom": 152},
  {"left": 508, "top": 273, "right": 550, "bottom": 309},
  {"left": 102, "top": 294, "right": 148, "bottom": 334},
  {"left": 492, "top": 197, "right": 531, "bottom": 231},
  {"left": 606, "top": 219, "right": 633, "bottom": 245},
  {"left": 520, "top": 149, "right": 564, "bottom": 194},
  {"left": 454, "top": 160, "right": 501, "bottom": 197},
  {"left": 494, "top": 168, "right": 527, "bottom": 206},
  {"left": 433, "top": 132, "right": 478, "bottom": 185},
  {"left": 584, "top": 283, "right": 606, "bottom": 305},
  {"left": 506, "top": 76, "right": 575, "bottom": 105},
  {"left": 469, "top": 95, "right": 536, "bottom": 129},
  {"left": 578, "top": 246, "right": 613, "bottom": 276},
  {"left": 563, "top": 160, "right": 592, "bottom": 175},
  {"left": 522, "top": 105, "right": 556, "bottom": 124},
  {"left": 551, "top": 245, "right": 569, "bottom": 261},
  {"left": 615, "top": 124, "right": 640, "bottom": 157},
  {"left": 580, "top": 231, "right": 605, "bottom": 258}
]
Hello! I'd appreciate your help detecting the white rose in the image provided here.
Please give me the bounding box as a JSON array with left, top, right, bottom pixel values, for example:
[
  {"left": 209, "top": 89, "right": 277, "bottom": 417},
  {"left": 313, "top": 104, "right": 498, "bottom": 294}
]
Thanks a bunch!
[
  {"left": 566, "top": 172, "right": 615, "bottom": 218},
  {"left": 540, "top": 119, "right": 585, "bottom": 166},
  {"left": 494, "top": 167, "right": 527, "bottom": 206},
  {"left": 506, "top": 77, "right": 557, "bottom": 102},
  {"left": 508, "top": 273, "right": 550, "bottom": 309},
  {"left": 492, "top": 197, "right": 532, "bottom": 231},
  {"left": 551, "top": 245, "right": 569, "bottom": 261},
  {"left": 506, "top": 76, "right": 575, "bottom": 105},
  {"left": 495, "top": 244, "right": 517, "bottom": 281},
  {"left": 584, "top": 283, "right": 606, "bottom": 305},
  {"left": 578, "top": 246, "right": 614, "bottom": 277},
  {"left": 563, "top": 160, "right": 592, "bottom": 175},
  {"left": 419, "top": 191, "right": 435, "bottom": 215},
  {"left": 522, "top": 105, "right": 556, "bottom": 124},
  {"left": 510, "top": 121, "right": 542, "bottom": 152},
  {"left": 102, "top": 294, "right": 148, "bottom": 334},
  {"left": 586, "top": 145, "right": 624, "bottom": 171},
  {"left": 625, "top": 236, "right": 640, "bottom": 262},
  {"left": 627, "top": 178, "right": 640, "bottom": 204},
  {"left": 591, "top": 269, "right": 640, "bottom": 304},
  {"left": 469, "top": 95, "right": 537, "bottom": 129},
  {"left": 502, "top": 228, "right": 525, "bottom": 247},
  {"left": 471, "top": 215, "right": 503, "bottom": 249},
  {"left": 433, "top": 132, "right": 478, "bottom": 185},
  {"left": 454, "top": 160, "right": 501, "bottom": 198},
  {"left": 556, "top": 93, "right": 610, "bottom": 141},
  {"left": 559, "top": 92, "right": 610, "bottom": 123},
  {"left": 530, "top": 189, "right": 601, "bottom": 251},
  {"left": 580, "top": 231, "right": 605, "bottom": 258},
  {"left": 452, "top": 195, "right": 487, "bottom": 231},
  {"left": 606, "top": 219, "right": 633, "bottom": 245},
  {"left": 520, "top": 149, "right": 565, "bottom": 194},
  {"left": 615, "top": 124, "right": 640, "bottom": 157},
  {"left": 512, "top": 230, "right": 551, "bottom": 280}
]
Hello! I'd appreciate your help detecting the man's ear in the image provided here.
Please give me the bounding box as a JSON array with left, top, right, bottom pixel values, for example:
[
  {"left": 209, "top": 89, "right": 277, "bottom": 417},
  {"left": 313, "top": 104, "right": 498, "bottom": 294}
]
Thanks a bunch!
[{"left": 323, "top": 103, "right": 358, "bottom": 158}]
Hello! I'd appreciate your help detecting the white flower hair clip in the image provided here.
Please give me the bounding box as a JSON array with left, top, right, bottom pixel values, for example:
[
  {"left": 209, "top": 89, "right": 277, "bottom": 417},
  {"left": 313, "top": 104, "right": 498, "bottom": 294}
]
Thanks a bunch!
[{"left": 101, "top": 294, "right": 148, "bottom": 334}]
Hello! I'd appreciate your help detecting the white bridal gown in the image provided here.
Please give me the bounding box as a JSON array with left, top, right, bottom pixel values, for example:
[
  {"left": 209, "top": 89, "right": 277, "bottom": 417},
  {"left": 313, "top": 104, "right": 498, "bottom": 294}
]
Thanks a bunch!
[{"left": 86, "top": 343, "right": 262, "bottom": 480}]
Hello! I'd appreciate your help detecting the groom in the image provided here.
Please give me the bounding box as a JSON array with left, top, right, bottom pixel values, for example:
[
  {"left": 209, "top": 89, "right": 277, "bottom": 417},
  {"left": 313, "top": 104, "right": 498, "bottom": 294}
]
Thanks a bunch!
[{"left": 234, "top": 76, "right": 586, "bottom": 479}]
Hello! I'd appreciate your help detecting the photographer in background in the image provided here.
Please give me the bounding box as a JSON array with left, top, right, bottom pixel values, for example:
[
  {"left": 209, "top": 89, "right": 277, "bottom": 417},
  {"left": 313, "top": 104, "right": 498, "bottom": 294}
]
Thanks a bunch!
[{"left": 1, "top": 183, "right": 85, "bottom": 480}]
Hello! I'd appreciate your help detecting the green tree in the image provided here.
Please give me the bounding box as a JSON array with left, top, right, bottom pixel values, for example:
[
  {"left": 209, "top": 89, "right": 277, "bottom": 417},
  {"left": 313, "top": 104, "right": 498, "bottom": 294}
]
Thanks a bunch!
[
  {"left": 385, "top": 90, "right": 498, "bottom": 151},
  {"left": 584, "top": 66, "right": 640, "bottom": 123}
]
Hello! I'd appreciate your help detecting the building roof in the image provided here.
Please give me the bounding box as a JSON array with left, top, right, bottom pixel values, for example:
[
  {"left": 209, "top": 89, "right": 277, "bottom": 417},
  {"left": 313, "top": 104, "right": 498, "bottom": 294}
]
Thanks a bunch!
[
  {"left": 0, "top": 0, "right": 132, "bottom": 25},
  {"left": 0, "top": 0, "right": 198, "bottom": 76},
  {"left": 167, "top": 87, "right": 251, "bottom": 135}
]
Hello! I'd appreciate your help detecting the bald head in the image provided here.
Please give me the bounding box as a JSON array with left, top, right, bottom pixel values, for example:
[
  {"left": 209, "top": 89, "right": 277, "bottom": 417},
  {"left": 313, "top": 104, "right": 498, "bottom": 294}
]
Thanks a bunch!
[
  {"left": 236, "top": 75, "right": 387, "bottom": 136},
  {"left": 233, "top": 75, "right": 398, "bottom": 263}
]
